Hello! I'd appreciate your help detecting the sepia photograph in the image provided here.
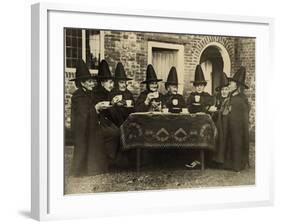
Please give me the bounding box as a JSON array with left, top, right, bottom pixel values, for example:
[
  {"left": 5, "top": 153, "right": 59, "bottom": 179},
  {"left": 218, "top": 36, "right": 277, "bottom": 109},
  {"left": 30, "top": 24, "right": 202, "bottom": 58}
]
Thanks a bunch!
[{"left": 63, "top": 28, "right": 255, "bottom": 194}]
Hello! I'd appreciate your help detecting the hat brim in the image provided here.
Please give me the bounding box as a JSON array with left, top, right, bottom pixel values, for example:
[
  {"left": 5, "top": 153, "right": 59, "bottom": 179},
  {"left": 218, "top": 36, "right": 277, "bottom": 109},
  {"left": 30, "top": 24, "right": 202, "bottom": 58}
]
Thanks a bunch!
[
  {"left": 191, "top": 81, "right": 207, "bottom": 85},
  {"left": 115, "top": 77, "right": 132, "bottom": 81},
  {"left": 165, "top": 82, "right": 181, "bottom": 85},
  {"left": 70, "top": 76, "right": 97, "bottom": 81},
  {"left": 215, "top": 85, "right": 229, "bottom": 91},
  {"left": 141, "top": 79, "right": 162, "bottom": 84},
  {"left": 228, "top": 78, "right": 249, "bottom": 89},
  {"left": 96, "top": 76, "right": 115, "bottom": 81}
]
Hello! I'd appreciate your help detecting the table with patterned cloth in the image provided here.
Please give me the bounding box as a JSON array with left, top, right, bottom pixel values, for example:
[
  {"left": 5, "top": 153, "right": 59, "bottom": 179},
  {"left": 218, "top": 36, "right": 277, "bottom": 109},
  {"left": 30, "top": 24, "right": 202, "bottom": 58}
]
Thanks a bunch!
[{"left": 120, "top": 112, "right": 217, "bottom": 171}]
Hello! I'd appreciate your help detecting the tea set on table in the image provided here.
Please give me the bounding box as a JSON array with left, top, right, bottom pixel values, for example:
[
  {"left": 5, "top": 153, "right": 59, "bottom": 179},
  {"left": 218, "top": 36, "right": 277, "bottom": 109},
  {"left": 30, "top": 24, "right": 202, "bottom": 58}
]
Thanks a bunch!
[{"left": 100, "top": 94, "right": 133, "bottom": 109}]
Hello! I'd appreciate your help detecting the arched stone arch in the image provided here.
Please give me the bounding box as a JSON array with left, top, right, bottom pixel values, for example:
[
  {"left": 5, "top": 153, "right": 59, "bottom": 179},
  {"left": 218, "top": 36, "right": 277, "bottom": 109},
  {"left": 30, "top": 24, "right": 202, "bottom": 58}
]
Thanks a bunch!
[
  {"left": 185, "top": 37, "right": 233, "bottom": 94},
  {"left": 183, "top": 36, "right": 235, "bottom": 97},
  {"left": 189, "top": 36, "right": 234, "bottom": 77},
  {"left": 198, "top": 41, "right": 231, "bottom": 76}
]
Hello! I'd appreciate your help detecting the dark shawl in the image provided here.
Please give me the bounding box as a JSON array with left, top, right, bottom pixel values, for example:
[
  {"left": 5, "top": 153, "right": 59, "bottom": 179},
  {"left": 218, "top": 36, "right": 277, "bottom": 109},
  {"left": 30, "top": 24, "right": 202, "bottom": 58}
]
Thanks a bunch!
[
  {"left": 135, "top": 90, "right": 163, "bottom": 112},
  {"left": 186, "top": 91, "right": 214, "bottom": 113},
  {"left": 109, "top": 88, "right": 135, "bottom": 127},
  {"left": 162, "top": 92, "right": 186, "bottom": 111}
]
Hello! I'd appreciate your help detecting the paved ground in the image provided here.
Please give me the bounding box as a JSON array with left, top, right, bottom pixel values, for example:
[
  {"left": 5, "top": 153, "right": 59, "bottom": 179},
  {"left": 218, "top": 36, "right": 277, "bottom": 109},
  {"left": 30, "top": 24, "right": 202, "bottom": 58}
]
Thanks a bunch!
[{"left": 64, "top": 143, "right": 255, "bottom": 194}]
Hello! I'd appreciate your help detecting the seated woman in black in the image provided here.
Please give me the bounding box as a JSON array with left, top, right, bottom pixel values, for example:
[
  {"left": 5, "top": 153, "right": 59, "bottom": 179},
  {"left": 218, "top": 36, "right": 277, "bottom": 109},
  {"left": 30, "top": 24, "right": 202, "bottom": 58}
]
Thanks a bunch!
[
  {"left": 186, "top": 64, "right": 216, "bottom": 114},
  {"left": 162, "top": 66, "right": 185, "bottom": 112},
  {"left": 93, "top": 60, "right": 128, "bottom": 167},
  {"left": 135, "top": 64, "right": 163, "bottom": 112},
  {"left": 109, "top": 62, "right": 135, "bottom": 127}
]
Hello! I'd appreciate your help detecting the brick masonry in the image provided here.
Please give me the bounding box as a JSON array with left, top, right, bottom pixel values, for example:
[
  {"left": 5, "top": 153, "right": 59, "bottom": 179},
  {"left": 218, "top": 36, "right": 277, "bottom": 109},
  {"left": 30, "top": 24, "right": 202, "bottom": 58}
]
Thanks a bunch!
[{"left": 64, "top": 31, "right": 255, "bottom": 143}]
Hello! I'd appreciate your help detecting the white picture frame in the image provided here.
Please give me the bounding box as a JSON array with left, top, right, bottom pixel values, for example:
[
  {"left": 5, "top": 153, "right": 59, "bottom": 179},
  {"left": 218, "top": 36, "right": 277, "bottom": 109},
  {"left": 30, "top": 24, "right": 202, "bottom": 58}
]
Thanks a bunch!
[{"left": 31, "top": 2, "right": 274, "bottom": 221}]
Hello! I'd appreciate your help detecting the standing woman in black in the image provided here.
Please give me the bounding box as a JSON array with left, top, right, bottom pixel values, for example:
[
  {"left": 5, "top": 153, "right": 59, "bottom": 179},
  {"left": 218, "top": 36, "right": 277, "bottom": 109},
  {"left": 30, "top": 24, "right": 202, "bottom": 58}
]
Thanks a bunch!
[
  {"left": 212, "top": 72, "right": 230, "bottom": 166},
  {"left": 217, "top": 67, "right": 250, "bottom": 171},
  {"left": 70, "top": 59, "right": 101, "bottom": 176}
]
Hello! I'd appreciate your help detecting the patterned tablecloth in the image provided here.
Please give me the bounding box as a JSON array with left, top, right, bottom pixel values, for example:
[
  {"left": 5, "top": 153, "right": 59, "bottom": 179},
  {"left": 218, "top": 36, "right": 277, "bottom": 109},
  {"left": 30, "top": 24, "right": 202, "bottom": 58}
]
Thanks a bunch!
[{"left": 120, "top": 112, "right": 217, "bottom": 151}]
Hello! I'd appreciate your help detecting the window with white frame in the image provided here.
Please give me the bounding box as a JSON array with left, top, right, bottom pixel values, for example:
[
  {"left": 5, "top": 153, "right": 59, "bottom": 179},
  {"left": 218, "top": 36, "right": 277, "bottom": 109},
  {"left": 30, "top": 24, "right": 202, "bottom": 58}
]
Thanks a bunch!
[
  {"left": 65, "top": 28, "right": 104, "bottom": 73},
  {"left": 148, "top": 41, "right": 184, "bottom": 94}
]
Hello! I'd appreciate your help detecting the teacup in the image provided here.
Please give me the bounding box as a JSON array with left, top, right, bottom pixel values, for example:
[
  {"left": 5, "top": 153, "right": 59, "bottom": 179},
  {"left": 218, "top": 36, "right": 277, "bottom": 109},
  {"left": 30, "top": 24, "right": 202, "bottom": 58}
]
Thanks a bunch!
[
  {"left": 126, "top": 100, "right": 132, "bottom": 107},
  {"left": 182, "top": 108, "right": 189, "bottom": 114},
  {"left": 162, "top": 108, "right": 169, "bottom": 113},
  {"left": 153, "top": 91, "right": 159, "bottom": 98},
  {"left": 102, "top": 101, "right": 110, "bottom": 107},
  {"left": 195, "top": 95, "right": 200, "bottom": 103},
  {"left": 115, "top": 95, "right": 123, "bottom": 102}
]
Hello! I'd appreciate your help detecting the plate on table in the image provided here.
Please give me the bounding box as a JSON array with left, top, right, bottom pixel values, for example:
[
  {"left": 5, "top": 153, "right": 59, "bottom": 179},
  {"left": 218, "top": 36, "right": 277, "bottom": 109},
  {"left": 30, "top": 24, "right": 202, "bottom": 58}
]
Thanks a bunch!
[
  {"left": 149, "top": 111, "right": 162, "bottom": 114},
  {"left": 170, "top": 107, "right": 182, "bottom": 113},
  {"left": 102, "top": 104, "right": 113, "bottom": 109},
  {"left": 195, "top": 112, "right": 206, "bottom": 115}
]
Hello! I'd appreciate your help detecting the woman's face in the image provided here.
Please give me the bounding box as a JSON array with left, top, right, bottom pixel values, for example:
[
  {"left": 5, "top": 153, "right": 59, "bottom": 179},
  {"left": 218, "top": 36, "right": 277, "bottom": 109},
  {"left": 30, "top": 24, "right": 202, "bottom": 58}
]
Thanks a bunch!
[
  {"left": 221, "top": 86, "right": 230, "bottom": 98},
  {"left": 167, "top": 85, "right": 178, "bottom": 95},
  {"left": 148, "top": 81, "right": 158, "bottom": 92},
  {"left": 118, "top": 80, "right": 127, "bottom": 92},
  {"left": 195, "top": 84, "right": 205, "bottom": 93},
  {"left": 81, "top": 79, "right": 96, "bottom": 90},
  {"left": 228, "top": 81, "right": 237, "bottom": 92},
  {"left": 101, "top": 79, "right": 114, "bottom": 92}
]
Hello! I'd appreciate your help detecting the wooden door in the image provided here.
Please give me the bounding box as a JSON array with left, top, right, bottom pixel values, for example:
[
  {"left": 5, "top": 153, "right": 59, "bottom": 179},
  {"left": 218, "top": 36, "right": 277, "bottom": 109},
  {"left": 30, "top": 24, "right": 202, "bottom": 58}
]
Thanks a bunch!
[{"left": 152, "top": 49, "right": 178, "bottom": 93}]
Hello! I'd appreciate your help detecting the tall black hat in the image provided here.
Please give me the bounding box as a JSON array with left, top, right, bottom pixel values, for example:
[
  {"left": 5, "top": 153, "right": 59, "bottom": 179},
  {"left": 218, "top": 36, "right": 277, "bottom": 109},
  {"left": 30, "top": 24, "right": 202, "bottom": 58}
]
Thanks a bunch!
[
  {"left": 97, "top": 60, "right": 114, "bottom": 80},
  {"left": 114, "top": 62, "right": 132, "bottom": 81},
  {"left": 141, "top": 64, "right": 162, "bottom": 84},
  {"left": 165, "top": 66, "right": 179, "bottom": 85},
  {"left": 215, "top": 72, "right": 229, "bottom": 91},
  {"left": 70, "top": 59, "right": 95, "bottom": 81},
  {"left": 228, "top": 66, "right": 249, "bottom": 89},
  {"left": 191, "top": 64, "right": 207, "bottom": 86}
]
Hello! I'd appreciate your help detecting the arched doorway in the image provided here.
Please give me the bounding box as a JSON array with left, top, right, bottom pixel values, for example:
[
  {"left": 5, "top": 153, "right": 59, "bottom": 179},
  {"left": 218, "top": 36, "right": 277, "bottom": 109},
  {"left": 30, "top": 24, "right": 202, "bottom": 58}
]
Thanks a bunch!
[{"left": 198, "top": 42, "right": 231, "bottom": 94}]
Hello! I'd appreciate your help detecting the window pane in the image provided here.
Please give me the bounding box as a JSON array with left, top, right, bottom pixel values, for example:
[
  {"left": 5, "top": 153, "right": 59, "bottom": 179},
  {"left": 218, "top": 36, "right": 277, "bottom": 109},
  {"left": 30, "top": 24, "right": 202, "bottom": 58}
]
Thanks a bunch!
[
  {"left": 65, "top": 28, "right": 82, "bottom": 68},
  {"left": 65, "top": 28, "right": 71, "bottom": 36},
  {"left": 73, "top": 49, "right": 77, "bottom": 58},
  {"left": 71, "top": 29, "right": 77, "bottom": 36},
  {"left": 71, "top": 59, "right": 77, "bottom": 68},
  {"left": 77, "top": 38, "right": 82, "bottom": 48},
  {"left": 66, "top": 47, "right": 72, "bottom": 57},
  {"left": 77, "top": 48, "right": 82, "bottom": 58},
  {"left": 72, "top": 38, "right": 77, "bottom": 47},
  {"left": 66, "top": 59, "right": 72, "bottom": 68},
  {"left": 66, "top": 36, "right": 71, "bottom": 46}
]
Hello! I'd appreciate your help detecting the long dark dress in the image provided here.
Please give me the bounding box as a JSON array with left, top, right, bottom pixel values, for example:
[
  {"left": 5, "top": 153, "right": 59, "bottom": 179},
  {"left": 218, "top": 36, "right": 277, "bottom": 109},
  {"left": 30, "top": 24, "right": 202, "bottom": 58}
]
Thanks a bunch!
[
  {"left": 225, "top": 93, "right": 250, "bottom": 171},
  {"left": 135, "top": 90, "right": 163, "bottom": 112},
  {"left": 186, "top": 91, "right": 214, "bottom": 113},
  {"left": 92, "top": 86, "right": 121, "bottom": 161},
  {"left": 212, "top": 96, "right": 230, "bottom": 164},
  {"left": 162, "top": 93, "right": 186, "bottom": 111},
  {"left": 109, "top": 88, "right": 135, "bottom": 127},
  {"left": 214, "top": 92, "right": 250, "bottom": 171},
  {"left": 70, "top": 88, "right": 107, "bottom": 176}
]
